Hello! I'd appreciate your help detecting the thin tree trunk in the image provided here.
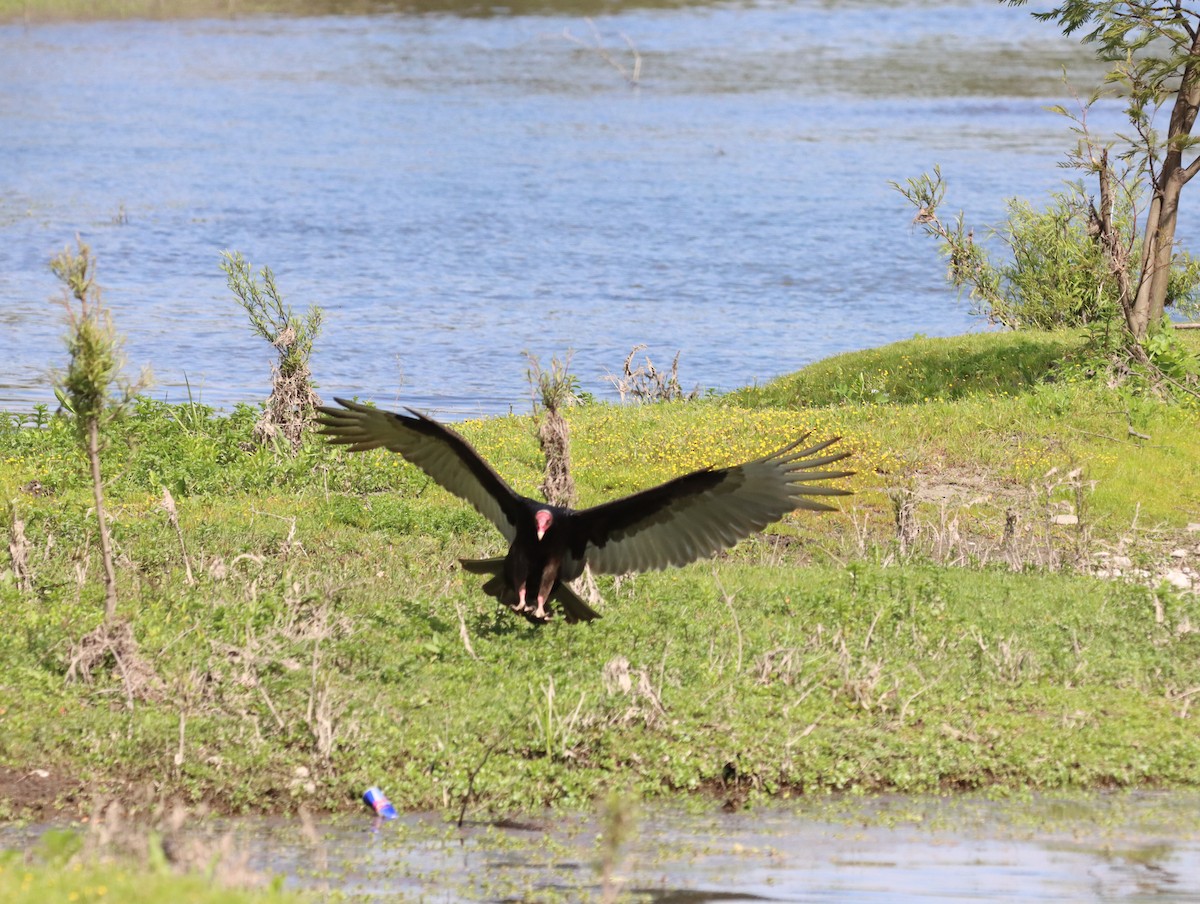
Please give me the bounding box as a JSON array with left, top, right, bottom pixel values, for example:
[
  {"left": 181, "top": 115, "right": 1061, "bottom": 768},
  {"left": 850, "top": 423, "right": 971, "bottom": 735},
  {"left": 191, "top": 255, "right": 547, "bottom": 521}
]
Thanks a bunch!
[
  {"left": 1131, "top": 192, "right": 1161, "bottom": 339},
  {"left": 1095, "top": 149, "right": 1149, "bottom": 359},
  {"left": 88, "top": 418, "right": 119, "bottom": 624},
  {"left": 1143, "top": 40, "right": 1200, "bottom": 325}
]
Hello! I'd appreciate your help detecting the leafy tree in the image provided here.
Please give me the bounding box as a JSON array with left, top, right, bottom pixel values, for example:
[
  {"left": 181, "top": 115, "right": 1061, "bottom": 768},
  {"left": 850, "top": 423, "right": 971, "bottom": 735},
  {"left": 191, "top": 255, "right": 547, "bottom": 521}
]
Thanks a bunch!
[
  {"left": 894, "top": 173, "right": 1127, "bottom": 330},
  {"left": 1010, "top": 0, "right": 1200, "bottom": 343},
  {"left": 898, "top": 0, "right": 1200, "bottom": 382}
]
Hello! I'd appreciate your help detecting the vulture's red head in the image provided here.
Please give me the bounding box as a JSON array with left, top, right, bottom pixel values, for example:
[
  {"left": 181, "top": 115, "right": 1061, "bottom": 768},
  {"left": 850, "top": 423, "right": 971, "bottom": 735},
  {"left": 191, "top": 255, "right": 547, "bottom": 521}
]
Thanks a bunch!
[{"left": 535, "top": 509, "right": 553, "bottom": 541}]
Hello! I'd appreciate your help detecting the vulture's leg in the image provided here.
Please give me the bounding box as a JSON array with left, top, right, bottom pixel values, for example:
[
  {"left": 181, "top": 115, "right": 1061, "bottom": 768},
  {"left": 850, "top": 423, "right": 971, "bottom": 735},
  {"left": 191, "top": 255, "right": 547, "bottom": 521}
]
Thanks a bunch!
[
  {"left": 511, "top": 559, "right": 531, "bottom": 613},
  {"left": 534, "top": 558, "right": 561, "bottom": 620}
]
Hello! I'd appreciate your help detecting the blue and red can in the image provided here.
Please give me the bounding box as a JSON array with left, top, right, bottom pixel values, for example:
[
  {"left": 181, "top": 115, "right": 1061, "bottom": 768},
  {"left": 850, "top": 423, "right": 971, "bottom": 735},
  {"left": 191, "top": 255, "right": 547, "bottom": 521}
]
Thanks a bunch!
[{"left": 363, "top": 786, "right": 398, "bottom": 820}]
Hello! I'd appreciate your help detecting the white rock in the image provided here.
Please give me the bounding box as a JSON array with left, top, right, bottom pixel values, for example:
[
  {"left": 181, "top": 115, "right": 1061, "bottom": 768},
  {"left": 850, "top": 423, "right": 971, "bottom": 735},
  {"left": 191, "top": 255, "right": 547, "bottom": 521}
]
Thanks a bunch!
[
  {"left": 1188, "top": 523, "right": 1200, "bottom": 533},
  {"left": 294, "top": 765, "right": 310, "bottom": 779},
  {"left": 1052, "top": 514, "right": 1079, "bottom": 526},
  {"left": 1111, "top": 556, "right": 1134, "bottom": 569},
  {"left": 1164, "top": 570, "right": 1193, "bottom": 590},
  {"left": 1171, "top": 548, "right": 1189, "bottom": 559}
]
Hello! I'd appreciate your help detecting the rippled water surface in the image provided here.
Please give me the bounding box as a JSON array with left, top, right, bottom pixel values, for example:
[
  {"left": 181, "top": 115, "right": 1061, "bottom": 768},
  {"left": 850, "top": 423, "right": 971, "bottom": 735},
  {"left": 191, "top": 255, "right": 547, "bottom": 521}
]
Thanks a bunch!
[
  {"left": 11, "top": 793, "right": 1200, "bottom": 901},
  {"left": 0, "top": 2, "right": 1149, "bottom": 415},
  {"left": 285, "top": 794, "right": 1200, "bottom": 901}
]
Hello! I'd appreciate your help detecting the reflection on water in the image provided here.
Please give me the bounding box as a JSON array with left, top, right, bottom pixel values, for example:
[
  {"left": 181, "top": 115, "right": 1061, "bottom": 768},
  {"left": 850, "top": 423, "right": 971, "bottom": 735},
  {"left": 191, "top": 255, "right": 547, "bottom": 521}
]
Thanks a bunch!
[
  {"left": 225, "top": 794, "right": 1200, "bottom": 901},
  {"left": 0, "top": 2, "right": 1146, "bottom": 416},
  {"left": 5, "top": 793, "right": 1200, "bottom": 900}
]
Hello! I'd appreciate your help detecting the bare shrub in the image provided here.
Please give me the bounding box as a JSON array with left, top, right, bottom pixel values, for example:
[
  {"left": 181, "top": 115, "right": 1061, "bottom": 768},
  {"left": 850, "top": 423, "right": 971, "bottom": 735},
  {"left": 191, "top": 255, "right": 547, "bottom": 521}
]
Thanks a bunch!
[
  {"left": 562, "top": 18, "right": 642, "bottom": 87},
  {"left": 970, "top": 628, "right": 1034, "bottom": 684},
  {"left": 221, "top": 251, "right": 323, "bottom": 452},
  {"left": 607, "top": 345, "right": 699, "bottom": 403},
  {"left": 888, "top": 485, "right": 919, "bottom": 555},
  {"left": 160, "top": 488, "right": 194, "bottom": 585},
  {"left": 602, "top": 655, "right": 667, "bottom": 728},
  {"left": 525, "top": 352, "right": 580, "bottom": 508},
  {"left": 66, "top": 620, "right": 163, "bottom": 704},
  {"left": 7, "top": 510, "right": 33, "bottom": 593}
]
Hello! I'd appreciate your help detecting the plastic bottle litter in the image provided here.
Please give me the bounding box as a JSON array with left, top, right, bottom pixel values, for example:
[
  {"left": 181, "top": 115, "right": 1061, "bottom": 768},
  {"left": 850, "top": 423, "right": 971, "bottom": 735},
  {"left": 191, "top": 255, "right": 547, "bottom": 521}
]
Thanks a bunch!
[{"left": 363, "top": 786, "right": 398, "bottom": 820}]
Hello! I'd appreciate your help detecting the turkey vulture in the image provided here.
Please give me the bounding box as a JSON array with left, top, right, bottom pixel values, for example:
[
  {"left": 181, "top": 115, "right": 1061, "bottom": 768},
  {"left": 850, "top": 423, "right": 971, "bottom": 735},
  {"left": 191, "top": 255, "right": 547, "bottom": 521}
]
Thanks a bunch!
[{"left": 317, "top": 398, "right": 853, "bottom": 623}]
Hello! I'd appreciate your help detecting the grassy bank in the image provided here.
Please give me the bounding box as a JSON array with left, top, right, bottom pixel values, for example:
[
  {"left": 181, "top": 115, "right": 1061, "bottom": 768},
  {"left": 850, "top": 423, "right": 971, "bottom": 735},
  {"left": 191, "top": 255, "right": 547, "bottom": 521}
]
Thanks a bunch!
[
  {"left": 0, "top": 853, "right": 301, "bottom": 904},
  {"left": 1, "top": 331, "right": 1198, "bottom": 827}
]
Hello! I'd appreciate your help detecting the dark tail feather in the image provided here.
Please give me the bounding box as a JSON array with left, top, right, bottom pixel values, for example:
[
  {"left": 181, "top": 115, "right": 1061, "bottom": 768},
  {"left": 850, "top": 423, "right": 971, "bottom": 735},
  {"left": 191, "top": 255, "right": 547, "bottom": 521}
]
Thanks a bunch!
[
  {"left": 460, "top": 557, "right": 505, "bottom": 575},
  {"left": 552, "top": 582, "right": 601, "bottom": 623},
  {"left": 459, "top": 558, "right": 601, "bottom": 623},
  {"left": 460, "top": 557, "right": 516, "bottom": 607}
]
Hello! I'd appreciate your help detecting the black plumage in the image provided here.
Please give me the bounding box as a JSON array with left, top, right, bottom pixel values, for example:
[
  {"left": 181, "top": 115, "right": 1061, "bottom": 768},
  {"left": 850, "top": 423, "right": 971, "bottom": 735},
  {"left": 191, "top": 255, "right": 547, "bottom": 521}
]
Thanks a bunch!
[{"left": 317, "top": 397, "right": 853, "bottom": 623}]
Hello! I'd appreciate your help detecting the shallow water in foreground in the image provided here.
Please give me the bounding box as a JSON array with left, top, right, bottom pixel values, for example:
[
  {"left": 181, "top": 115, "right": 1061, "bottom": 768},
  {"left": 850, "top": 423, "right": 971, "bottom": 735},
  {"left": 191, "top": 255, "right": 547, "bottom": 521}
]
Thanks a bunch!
[
  {"left": 16, "top": 793, "right": 1196, "bottom": 902},
  {"left": 240, "top": 793, "right": 1200, "bottom": 900}
]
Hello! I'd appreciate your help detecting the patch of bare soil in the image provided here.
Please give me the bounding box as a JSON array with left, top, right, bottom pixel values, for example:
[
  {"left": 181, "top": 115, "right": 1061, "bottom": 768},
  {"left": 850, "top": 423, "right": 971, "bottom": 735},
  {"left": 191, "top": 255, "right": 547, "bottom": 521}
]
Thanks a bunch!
[
  {"left": 897, "top": 467, "right": 1199, "bottom": 592},
  {"left": 910, "top": 467, "right": 1024, "bottom": 507},
  {"left": 0, "top": 766, "right": 85, "bottom": 819}
]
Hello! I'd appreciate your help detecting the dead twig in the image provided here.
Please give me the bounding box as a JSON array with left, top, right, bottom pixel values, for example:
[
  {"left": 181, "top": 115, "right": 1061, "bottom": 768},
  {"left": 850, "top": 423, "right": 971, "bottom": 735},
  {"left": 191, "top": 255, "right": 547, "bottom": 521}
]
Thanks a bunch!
[
  {"left": 455, "top": 601, "right": 478, "bottom": 661},
  {"left": 713, "top": 575, "right": 744, "bottom": 675},
  {"left": 8, "top": 511, "right": 33, "bottom": 592},
  {"left": 161, "top": 488, "right": 195, "bottom": 585}
]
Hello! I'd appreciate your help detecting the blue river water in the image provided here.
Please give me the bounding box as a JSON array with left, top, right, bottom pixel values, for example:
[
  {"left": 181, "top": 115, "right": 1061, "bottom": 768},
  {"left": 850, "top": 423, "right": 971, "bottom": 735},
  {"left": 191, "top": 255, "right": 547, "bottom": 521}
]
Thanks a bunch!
[{"left": 0, "top": 1, "right": 1163, "bottom": 416}]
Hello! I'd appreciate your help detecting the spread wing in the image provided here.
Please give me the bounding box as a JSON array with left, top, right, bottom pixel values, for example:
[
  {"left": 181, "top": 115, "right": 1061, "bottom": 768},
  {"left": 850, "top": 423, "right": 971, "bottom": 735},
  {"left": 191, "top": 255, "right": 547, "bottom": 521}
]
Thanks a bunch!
[
  {"left": 316, "top": 397, "right": 525, "bottom": 542},
  {"left": 562, "top": 435, "right": 852, "bottom": 577}
]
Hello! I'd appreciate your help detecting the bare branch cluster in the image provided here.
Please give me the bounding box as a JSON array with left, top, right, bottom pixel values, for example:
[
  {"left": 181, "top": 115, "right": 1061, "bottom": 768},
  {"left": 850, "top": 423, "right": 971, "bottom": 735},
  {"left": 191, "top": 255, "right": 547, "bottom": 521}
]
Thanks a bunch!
[{"left": 606, "top": 345, "right": 700, "bottom": 403}]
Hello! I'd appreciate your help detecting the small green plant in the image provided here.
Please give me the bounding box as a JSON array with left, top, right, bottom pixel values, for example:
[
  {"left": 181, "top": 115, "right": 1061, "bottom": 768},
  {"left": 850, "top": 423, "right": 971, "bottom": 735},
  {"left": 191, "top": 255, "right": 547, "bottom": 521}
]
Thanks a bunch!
[
  {"left": 221, "top": 251, "right": 323, "bottom": 452},
  {"left": 50, "top": 239, "right": 161, "bottom": 701},
  {"left": 1143, "top": 317, "right": 1200, "bottom": 391},
  {"left": 51, "top": 238, "right": 146, "bottom": 624},
  {"left": 532, "top": 675, "right": 587, "bottom": 761},
  {"left": 894, "top": 172, "right": 1124, "bottom": 330}
]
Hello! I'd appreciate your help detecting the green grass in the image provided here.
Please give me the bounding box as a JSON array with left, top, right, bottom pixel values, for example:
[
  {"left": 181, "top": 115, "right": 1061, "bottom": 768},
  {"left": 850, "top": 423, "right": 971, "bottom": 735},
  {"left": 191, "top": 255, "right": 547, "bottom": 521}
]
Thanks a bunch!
[
  {"left": 1, "top": 329, "right": 1199, "bottom": 827},
  {"left": 0, "top": 857, "right": 299, "bottom": 904},
  {"left": 730, "top": 330, "right": 1089, "bottom": 408},
  {"left": 0, "top": 829, "right": 301, "bottom": 904},
  {"left": 0, "top": 861, "right": 297, "bottom": 904},
  {"left": 727, "top": 328, "right": 1200, "bottom": 529}
]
